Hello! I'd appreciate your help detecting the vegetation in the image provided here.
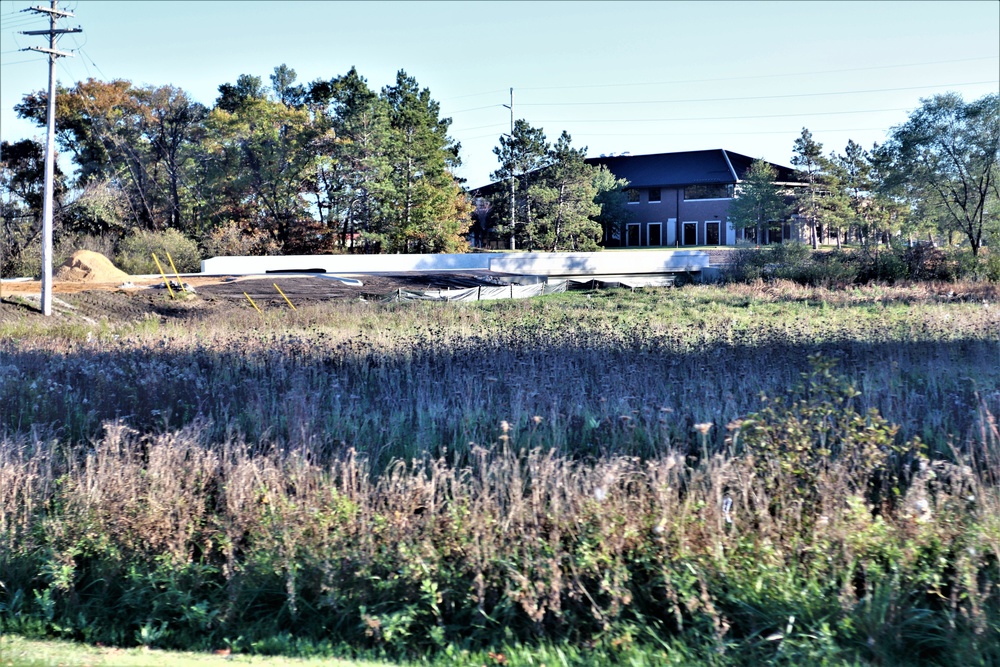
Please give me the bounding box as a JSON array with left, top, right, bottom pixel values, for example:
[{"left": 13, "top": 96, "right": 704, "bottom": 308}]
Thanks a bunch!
[
  {"left": 4, "top": 64, "right": 469, "bottom": 272},
  {"left": 878, "top": 93, "right": 1000, "bottom": 257},
  {"left": 726, "top": 159, "right": 785, "bottom": 245},
  {"left": 2, "top": 284, "right": 999, "bottom": 665},
  {"left": 723, "top": 240, "right": 1000, "bottom": 285},
  {"left": 488, "top": 122, "right": 628, "bottom": 251}
]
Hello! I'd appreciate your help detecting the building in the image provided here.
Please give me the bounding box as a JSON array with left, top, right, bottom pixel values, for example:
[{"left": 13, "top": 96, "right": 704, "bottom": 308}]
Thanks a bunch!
[
  {"left": 585, "top": 149, "right": 800, "bottom": 247},
  {"left": 471, "top": 148, "right": 802, "bottom": 248}
]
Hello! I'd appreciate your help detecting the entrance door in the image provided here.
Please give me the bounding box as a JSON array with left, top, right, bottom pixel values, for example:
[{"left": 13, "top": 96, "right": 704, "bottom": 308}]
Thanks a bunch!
[
  {"left": 706, "top": 221, "right": 720, "bottom": 245},
  {"left": 626, "top": 223, "right": 640, "bottom": 247},
  {"left": 683, "top": 221, "right": 697, "bottom": 246},
  {"left": 648, "top": 223, "right": 661, "bottom": 246}
]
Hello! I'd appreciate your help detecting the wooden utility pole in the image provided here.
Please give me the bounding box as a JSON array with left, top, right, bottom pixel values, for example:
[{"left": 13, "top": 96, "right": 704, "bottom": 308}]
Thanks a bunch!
[
  {"left": 503, "top": 88, "right": 515, "bottom": 250},
  {"left": 21, "top": 1, "right": 80, "bottom": 316}
]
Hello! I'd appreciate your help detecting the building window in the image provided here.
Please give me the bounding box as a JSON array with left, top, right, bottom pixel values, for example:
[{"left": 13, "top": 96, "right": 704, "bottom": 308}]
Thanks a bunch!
[
  {"left": 684, "top": 183, "right": 734, "bottom": 200},
  {"left": 648, "top": 188, "right": 661, "bottom": 203},
  {"left": 626, "top": 188, "right": 640, "bottom": 204}
]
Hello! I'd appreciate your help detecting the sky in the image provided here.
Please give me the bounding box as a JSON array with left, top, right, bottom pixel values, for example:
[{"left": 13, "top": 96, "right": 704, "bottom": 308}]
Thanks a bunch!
[{"left": 1, "top": 1, "right": 998, "bottom": 189}]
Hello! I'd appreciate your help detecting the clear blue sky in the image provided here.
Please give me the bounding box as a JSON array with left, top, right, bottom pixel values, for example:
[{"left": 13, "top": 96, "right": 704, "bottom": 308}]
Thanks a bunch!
[{"left": 2, "top": 1, "right": 998, "bottom": 188}]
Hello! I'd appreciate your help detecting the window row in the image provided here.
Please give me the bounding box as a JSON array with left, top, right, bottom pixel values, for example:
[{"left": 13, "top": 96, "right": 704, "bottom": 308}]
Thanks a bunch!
[
  {"left": 622, "top": 220, "right": 728, "bottom": 247},
  {"left": 625, "top": 184, "right": 734, "bottom": 203}
]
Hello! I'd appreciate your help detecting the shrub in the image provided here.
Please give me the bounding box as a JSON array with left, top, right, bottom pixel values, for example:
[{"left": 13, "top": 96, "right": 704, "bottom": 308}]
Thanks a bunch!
[
  {"left": 984, "top": 247, "right": 1000, "bottom": 282},
  {"left": 200, "top": 221, "right": 281, "bottom": 258},
  {"left": 721, "top": 244, "right": 766, "bottom": 283},
  {"left": 115, "top": 229, "right": 201, "bottom": 275}
]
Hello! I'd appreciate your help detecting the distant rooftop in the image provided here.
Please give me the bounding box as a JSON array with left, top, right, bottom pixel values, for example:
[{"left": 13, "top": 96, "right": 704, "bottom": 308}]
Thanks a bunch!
[{"left": 585, "top": 149, "right": 798, "bottom": 187}]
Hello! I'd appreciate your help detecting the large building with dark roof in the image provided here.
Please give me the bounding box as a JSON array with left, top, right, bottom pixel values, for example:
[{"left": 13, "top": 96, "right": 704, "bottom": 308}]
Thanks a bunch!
[
  {"left": 471, "top": 148, "right": 801, "bottom": 248},
  {"left": 584, "top": 149, "right": 800, "bottom": 247}
]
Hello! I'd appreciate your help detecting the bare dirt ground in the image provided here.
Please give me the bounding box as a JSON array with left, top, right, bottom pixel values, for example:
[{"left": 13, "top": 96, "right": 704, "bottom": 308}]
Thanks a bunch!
[{"left": 0, "top": 272, "right": 515, "bottom": 323}]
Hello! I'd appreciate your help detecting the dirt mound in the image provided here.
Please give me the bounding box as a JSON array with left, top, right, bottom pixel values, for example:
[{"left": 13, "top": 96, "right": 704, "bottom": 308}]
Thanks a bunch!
[{"left": 56, "top": 250, "right": 130, "bottom": 283}]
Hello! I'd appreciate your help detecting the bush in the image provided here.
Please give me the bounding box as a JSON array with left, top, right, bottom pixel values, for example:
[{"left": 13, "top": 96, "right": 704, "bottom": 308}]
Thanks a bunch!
[
  {"left": 984, "top": 248, "right": 1000, "bottom": 282},
  {"left": 115, "top": 229, "right": 201, "bottom": 275},
  {"left": 724, "top": 241, "right": 1000, "bottom": 286},
  {"left": 200, "top": 221, "right": 281, "bottom": 258}
]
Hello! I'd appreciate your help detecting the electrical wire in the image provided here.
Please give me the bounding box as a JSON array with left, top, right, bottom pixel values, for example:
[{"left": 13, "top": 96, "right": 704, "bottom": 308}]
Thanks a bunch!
[
  {"left": 518, "top": 81, "right": 1000, "bottom": 108},
  {"left": 449, "top": 106, "right": 914, "bottom": 134},
  {"left": 516, "top": 55, "right": 1000, "bottom": 92}
]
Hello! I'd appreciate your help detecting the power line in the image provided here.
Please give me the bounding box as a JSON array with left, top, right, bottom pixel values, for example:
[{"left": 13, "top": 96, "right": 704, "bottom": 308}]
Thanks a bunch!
[
  {"left": 449, "top": 106, "right": 913, "bottom": 134},
  {"left": 519, "top": 80, "right": 1000, "bottom": 107},
  {"left": 447, "top": 103, "right": 502, "bottom": 115},
  {"left": 76, "top": 46, "right": 106, "bottom": 78},
  {"left": 440, "top": 88, "right": 508, "bottom": 102},
  {"left": 517, "top": 55, "right": 1000, "bottom": 92},
  {"left": 573, "top": 127, "right": 891, "bottom": 138}
]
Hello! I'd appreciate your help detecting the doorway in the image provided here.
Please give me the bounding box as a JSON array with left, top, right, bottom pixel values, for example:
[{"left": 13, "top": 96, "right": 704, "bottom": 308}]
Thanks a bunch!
[
  {"left": 648, "top": 222, "right": 662, "bottom": 246},
  {"left": 626, "top": 223, "right": 640, "bottom": 247},
  {"left": 683, "top": 221, "right": 697, "bottom": 246},
  {"left": 706, "top": 221, "right": 720, "bottom": 245}
]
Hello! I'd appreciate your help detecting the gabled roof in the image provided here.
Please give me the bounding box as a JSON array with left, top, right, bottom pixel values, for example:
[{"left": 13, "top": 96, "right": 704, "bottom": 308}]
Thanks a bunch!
[{"left": 584, "top": 149, "right": 798, "bottom": 188}]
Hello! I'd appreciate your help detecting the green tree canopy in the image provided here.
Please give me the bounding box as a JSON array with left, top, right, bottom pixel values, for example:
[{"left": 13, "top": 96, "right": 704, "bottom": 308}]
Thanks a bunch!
[
  {"left": 879, "top": 92, "right": 1000, "bottom": 255},
  {"left": 491, "top": 119, "right": 549, "bottom": 246},
  {"left": 526, "top": 132, "right": 602, "bottom": 251},
  {"left": 728, "top": 159, "right": 785, "bottom": 244}
]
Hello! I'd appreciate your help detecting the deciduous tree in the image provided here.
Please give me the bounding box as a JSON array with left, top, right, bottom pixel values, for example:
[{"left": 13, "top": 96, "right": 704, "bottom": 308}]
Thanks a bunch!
[{"left": 880, "top": 92, "right": 1000, "bottom": 255}]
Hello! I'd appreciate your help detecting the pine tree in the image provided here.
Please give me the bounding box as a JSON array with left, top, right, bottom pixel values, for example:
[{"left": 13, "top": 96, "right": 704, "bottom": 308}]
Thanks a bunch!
[
  {"left": 491, "top": 120, "right": 549, "bottom": 247},
  {"left": 381, "top": 70, "right": 468, "bottom": 253},
  {"left": 526, "top": 132, "right": 601, "bottom": 251},
  {"left": 790, "top": 128, "right": 825, "bottom": 248},
  {"left": 728, "top": 159, "right": 784, "bottom": 244}
]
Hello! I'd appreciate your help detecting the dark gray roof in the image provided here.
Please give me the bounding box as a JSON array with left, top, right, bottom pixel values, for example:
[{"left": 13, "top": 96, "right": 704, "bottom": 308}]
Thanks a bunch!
[{"left": 585, "top": 149, "right": 798, "bottom": 187}]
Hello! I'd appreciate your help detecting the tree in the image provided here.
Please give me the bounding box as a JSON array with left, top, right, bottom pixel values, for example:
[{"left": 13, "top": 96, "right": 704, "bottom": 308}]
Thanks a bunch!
[
  {"left": 309, "top": 67, "right": 394, "bottom": 252},
  {"left": 140, "top": 85, "right": 207, "bottom": 233},
  {"left": 15, "top": 79, "right": 206, "bottom": 234},
  {"left": 215, "top": 74, "right": 268, "bottom": 113},
  {"left": 880, "top": 92, "right": 1000, "bottom": 256},
  {"left": 270, "top": 64, "right": 305, "bottom": 108},
  {"left": 203, "top": 94, "right": 320, "bottom": 250},
  {"left": 381, "top": 70, "right": 468, "bottom": 253},
  {"left": 833, "top": 140, "right": 906, "bottom": 250},
  {"left": 526, "top": 132, "right": 602, "bottom": 251},
  {"left": 789, "top": 128, "right": 825, "bottom": 249},
  {"left": 592, "top": 165, "right": 631, "bottom": 246},
  {"left": 728, "top": 159, "right": 784, "bottom": 244},
  {"left": 0, "top": 139, "right": 66, "bottom": 277},
  {"left": 491, "top": 120, "right": 549, "bottom": 246}
]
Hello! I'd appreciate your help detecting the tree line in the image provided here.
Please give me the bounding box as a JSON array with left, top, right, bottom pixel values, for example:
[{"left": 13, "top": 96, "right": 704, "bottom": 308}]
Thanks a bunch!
[
  {"left": 1, "top": 75, "right": 997, "bottom": 278},
  {"left": 1, "top": 65, "right": 476, "bottom": 276},
  {"left": 732, "top": 92, "right": 999, "bottom": 258}
]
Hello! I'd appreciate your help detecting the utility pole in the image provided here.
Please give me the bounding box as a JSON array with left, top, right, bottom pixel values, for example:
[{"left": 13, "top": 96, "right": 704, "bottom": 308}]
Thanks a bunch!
[
  {"left": 21, "top": 1, "right": 81, "bottom": 316},
  {"left": 502, "top": 88, "right": 515, "bottom": 250}
]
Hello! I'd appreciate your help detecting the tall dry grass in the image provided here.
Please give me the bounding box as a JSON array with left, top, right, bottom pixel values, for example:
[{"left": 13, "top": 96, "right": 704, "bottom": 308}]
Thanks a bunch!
[
  {"left": 1, "top": 283, "right": 998, "bottom": 662},
  {"left": 1, "top": 366, "right": 998, "bottom": 663}
]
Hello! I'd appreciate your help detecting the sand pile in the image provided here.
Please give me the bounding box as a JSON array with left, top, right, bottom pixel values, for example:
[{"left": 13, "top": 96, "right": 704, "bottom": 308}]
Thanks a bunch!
[{"left": 55, "top": 250, "right": 130, "bottom": 283}]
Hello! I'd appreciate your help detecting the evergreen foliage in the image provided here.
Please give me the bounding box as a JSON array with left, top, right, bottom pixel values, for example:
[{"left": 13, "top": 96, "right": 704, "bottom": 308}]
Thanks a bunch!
[
  {"left": 11, "top": 65, "right": 470, "bottom": 260},
  {"left": 727, "top": 159, "right": 784, "bottom": 244}
]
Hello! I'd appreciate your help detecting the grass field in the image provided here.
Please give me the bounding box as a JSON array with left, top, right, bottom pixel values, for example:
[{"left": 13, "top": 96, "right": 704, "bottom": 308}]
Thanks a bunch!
[{"left": 2, "top": 281, "right": 999, "bottom": 665}]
